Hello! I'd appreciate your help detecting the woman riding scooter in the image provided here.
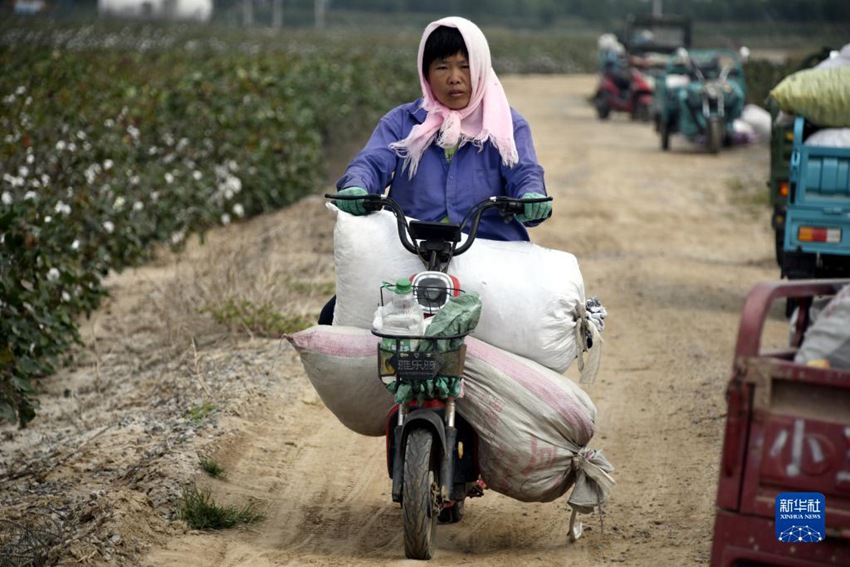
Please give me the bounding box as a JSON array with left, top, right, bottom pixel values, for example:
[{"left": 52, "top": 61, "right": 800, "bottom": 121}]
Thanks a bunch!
[{"left": 320, "top": 16, "right": 553, "bottom": 324}]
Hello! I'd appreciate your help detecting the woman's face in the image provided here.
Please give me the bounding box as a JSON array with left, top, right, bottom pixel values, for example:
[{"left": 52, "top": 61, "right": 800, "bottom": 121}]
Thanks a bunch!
[{"left": 427, "top": 52, "right": 471, "bottom": 110}]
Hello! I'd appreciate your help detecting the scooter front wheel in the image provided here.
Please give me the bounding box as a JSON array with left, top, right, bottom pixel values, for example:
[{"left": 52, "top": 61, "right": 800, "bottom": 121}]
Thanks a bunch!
[
  {"left": 707, "top": 116, "right": 723, "bottom": 154},
  {"left": 593, "top": 92, "right": 611, "bottom": 120},
  {"left": 403, "top": 428, "right": 438, "bottom": 559},
  {"left": 660, "top": 119, "right": 671, "bottom": 151}
]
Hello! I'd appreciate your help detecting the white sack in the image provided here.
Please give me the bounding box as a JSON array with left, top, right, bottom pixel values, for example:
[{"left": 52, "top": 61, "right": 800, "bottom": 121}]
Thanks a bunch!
[
  {"left": 665, "top": 74, "right": 690, "bottom": 90},
  {"left": 804, "top": 127, "right": 850, "bottom": 148},
  {"left": 741, "top": 104, "right": 772, "bottom": 140},
  {"left": 287, "top": 325, "right": 615, "bottom": 508},
  {"left": 816, "top": 43, "right": 850, "bottom": 70},
  {"left": 795, "top": 284, "right": 850, "bottom": 370},
  {"left": 329, "top": 204, "right": 586, "bottom": 373},
  {"left": 733, "top": 119, "right": 756, "bottom": 138},
  {"left": 286, "top": 325, "right": 393, "bottom": 437}
]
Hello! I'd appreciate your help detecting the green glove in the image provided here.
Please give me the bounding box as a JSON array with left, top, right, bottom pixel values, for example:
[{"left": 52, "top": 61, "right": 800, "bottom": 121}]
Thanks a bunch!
[
  {"left": 335, "top": 187, "right": 369, "bottom": 216},
  {"left": 516, "top": 192, "right": 552, "bottom": 223}
]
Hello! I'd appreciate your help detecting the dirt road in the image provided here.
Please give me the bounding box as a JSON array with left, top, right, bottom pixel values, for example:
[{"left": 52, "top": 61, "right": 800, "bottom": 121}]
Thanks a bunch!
[{"left": 1, "top": 75, "right": 779, "bottom": 566}]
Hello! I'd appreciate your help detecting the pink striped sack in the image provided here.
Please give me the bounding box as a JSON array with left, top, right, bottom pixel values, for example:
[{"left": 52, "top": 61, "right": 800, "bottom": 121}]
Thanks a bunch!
[
  {"left": 286, "top": 325, "right": 393, "bottom": 437},
  {"left": 459, "top": 339, "right": 614, "bottom": 506}
]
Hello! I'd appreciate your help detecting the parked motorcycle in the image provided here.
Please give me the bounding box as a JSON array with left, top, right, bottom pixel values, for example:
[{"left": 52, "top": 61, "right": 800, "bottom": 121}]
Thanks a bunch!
[
  {"left": 593, "top": 66, "right": 654, "bottom": 121},
  {"left": 656, "top": 48, "right": 746, "bottom": 153},
  {"left": 325, "top": 192, "right": 552, "bottom": 560}
]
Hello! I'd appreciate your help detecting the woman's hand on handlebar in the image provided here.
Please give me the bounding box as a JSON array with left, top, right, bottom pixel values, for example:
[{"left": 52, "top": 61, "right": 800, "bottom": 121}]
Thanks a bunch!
[
  {"left": 334, "top": 187, "right": 370, "bottom": 215},
  {"left": 515, "top": 192, "right": 552, "bottom": 223}
]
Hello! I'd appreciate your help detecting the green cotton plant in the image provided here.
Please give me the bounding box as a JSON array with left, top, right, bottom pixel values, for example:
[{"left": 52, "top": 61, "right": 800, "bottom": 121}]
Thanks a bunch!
[{"left": 0, "top": 22, "right": 416, "bottom": 427}]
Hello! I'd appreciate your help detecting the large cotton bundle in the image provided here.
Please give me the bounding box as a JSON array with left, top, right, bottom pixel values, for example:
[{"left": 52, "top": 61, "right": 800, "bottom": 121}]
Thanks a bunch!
[
  {"left": 329, "top": 204, "right": 587, "bottom": 373},
  {"left": 286, "top": 325, "right": 392, "bottom": 437},
  {"left": 770, "top": 67, "right": 850, "bottom": 127},
  {"left": 286, "top": 325, "right": 615, "bottom": 511},
  {"left": 795, "top": 284, "right": 850, "bottom": 371},
  {"left": 459, "top": 338, "right": 614, "bottom": 506}
]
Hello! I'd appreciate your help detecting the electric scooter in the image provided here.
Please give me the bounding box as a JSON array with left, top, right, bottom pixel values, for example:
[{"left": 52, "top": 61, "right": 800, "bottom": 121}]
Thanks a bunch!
[{"left": 325, "top": 192, "right": 552, "bottom": 560}]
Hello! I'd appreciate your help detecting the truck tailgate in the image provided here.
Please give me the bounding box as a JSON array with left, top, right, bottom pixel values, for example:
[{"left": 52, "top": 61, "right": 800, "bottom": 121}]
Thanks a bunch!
[{"left": 785, "top": 118, "right": 850, "bottom": 256}]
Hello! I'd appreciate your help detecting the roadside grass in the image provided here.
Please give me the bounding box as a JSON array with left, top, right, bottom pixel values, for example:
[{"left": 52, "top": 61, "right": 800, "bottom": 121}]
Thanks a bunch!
[
  {"left": 188, "top": 403, "right": 218, "bottom": 422},
  {"left": 199, "top": 455, "right": 227, "bottom": 479},
  {"left": 178, "top": 484, "right": 264, "bottom": 530},
  {"left": 200, "top": 298, "right": 310, "bottom": 337},
  {"left": 727, "top": 176, "right": 771, "bottom": 217}
]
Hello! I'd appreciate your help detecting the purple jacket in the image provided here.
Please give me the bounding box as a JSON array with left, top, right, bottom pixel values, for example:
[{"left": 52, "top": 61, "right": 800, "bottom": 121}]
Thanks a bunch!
[{"left": 336, "top": 99, "right": 548, "bottom": 242}]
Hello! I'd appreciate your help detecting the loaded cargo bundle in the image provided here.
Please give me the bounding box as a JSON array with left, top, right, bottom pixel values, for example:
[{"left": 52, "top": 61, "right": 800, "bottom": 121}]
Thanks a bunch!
[
  {"left": 794, "top": 283, "right": 850, "bottom": 370},
  {"left": 286, "top": 325, "right": 392, "bottom": 437},
  {"left": 286, "top": 325, "right": 614, "bottom": 510},
  {"left": 769, "top": 66, "right": 850, "bottom": 128},
  {"left": 328, "top": 204, "right": 587, "bottom": 373}
]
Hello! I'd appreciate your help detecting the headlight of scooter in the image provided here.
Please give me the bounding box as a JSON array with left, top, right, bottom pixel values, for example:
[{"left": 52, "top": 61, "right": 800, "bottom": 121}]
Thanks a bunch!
[{"left": 411, "top": 271, "right": 458, "bottom": 314}]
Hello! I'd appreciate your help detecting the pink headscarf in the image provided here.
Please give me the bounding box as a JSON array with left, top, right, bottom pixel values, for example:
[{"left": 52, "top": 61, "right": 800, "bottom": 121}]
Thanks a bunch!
[{"left": 389, "top": 16, "right": 519, "bottom": 178}]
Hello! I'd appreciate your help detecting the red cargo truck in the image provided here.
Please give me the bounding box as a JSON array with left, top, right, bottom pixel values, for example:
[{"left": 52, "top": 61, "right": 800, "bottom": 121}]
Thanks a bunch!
[{"left": 711, "top": 279, "right": 850, "bottom": 566}]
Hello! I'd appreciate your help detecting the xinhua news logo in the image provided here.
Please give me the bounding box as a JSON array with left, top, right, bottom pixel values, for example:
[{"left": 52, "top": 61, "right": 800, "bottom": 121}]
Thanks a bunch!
[{"left": 775, "top": 492, "right": 826, "bottom": 543}]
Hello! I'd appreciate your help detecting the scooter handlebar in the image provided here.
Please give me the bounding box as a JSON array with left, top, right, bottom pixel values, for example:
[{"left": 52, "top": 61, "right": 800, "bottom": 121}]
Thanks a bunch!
[
  {"left": 326, "top": 192, "right": 418, "bottom": 254},
  {"left": 324, "top": 193, "right": 552, "bottom": 257}
]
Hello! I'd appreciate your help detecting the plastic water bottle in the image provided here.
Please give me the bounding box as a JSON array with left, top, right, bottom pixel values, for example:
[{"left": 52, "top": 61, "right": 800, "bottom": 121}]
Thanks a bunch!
[{"left": 375, "top": 278, "right": 425, "bottom": 352}]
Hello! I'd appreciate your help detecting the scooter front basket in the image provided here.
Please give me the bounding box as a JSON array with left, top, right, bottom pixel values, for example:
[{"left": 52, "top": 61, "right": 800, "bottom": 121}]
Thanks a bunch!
[{"left": 377, "top": 342, "right": 467, "bottom": 384}]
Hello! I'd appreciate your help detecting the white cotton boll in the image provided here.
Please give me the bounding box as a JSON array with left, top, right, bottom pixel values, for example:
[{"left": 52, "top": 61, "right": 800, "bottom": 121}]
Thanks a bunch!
[
  {"left": 1, "top": 192, "right": 11, "bottom": 205},
  {"left": 47, "top": 268, "right": 60, "bottom": 282},
  {"left": 221, "top": 213, "right": 231, "bottom": 225},
  {"left": 103, "top": 221, "right": 115, "bottom": 234},
  {"left": 232, "top": 203, "right": 245, "bottom": 218},
  {"left": 225, "top": 175, "right": 241, "bottom": 194}
]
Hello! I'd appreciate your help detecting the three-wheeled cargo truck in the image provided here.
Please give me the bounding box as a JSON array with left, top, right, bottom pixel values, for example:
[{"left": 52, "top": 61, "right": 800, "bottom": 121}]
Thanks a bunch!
[
  {"left": 710, "top": 279, "right": 850, "bottom": 566},
  {"left": 766, "top": 48, "right": 834, "bottom": 267},
  {"left": 781, "top": 116, "right": 850, "bottom": 280}
]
